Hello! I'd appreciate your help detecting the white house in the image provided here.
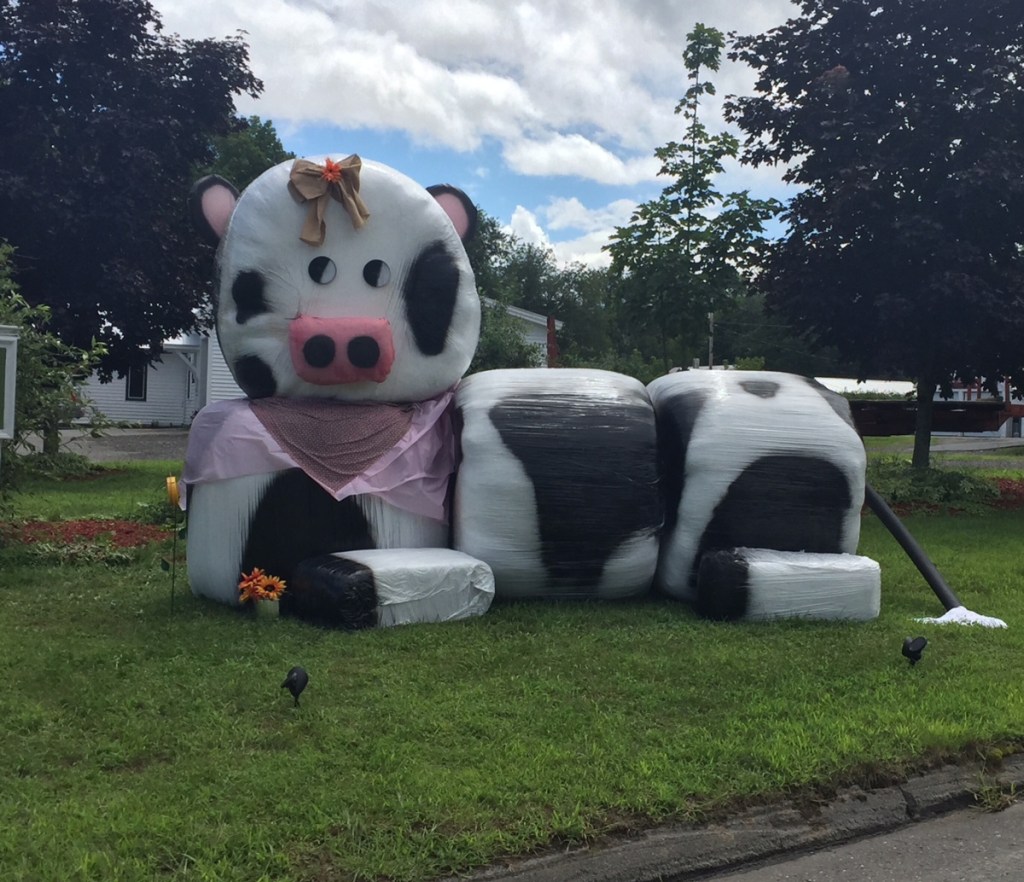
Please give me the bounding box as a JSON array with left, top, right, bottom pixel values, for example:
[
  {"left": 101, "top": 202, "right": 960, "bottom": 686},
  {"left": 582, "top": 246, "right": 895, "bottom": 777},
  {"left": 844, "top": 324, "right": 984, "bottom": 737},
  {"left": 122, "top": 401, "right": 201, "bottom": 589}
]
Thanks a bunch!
[
  {"left": 79, "top": 334, "right": 204, "bottom": 427},
  {"left": 80, "top": 305, "right": 563, "bottom": 427}
]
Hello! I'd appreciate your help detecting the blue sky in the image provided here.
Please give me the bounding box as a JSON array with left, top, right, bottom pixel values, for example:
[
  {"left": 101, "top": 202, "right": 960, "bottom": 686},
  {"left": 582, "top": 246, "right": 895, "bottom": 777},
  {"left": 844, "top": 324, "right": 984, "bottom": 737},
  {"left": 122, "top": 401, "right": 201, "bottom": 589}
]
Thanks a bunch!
[{"left": 154, "top": 0, "right": 800, "bottom": 266}]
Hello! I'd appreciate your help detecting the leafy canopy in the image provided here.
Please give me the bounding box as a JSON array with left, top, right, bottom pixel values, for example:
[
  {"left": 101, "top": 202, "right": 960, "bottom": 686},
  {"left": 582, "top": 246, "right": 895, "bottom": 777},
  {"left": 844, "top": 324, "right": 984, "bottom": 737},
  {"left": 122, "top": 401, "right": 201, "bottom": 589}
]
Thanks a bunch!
[
  {"left": 207, "top": 115, "right": 295, "bottom": 191},
  {"left": 727, "top": 0, "right": 1024, "bottom": 402},
  {"left": 0, "top": 0, "right": 262, "bottom": 376}
]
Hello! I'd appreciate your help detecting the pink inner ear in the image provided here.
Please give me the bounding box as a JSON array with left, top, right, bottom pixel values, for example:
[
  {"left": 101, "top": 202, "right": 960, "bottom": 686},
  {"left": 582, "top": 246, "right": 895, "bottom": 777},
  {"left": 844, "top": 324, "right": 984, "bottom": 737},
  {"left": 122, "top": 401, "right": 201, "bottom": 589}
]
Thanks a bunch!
[
  {"left": 202, "top": 186, "right": 238, "bottom": 241},
  {"left": 432, "top": 191, "right": 472, "bottom": 240}
]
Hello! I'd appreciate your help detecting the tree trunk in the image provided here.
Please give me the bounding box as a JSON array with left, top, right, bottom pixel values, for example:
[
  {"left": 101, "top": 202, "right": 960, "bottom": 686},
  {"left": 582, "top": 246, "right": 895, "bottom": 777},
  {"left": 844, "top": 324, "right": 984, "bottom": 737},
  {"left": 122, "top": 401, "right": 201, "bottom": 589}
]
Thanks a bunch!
[
  {"left": 911, "top": 376, "right": 936, "bottom": 470},
  {"left": 41, "top": 420, "right": 61, "bottom": 457}
]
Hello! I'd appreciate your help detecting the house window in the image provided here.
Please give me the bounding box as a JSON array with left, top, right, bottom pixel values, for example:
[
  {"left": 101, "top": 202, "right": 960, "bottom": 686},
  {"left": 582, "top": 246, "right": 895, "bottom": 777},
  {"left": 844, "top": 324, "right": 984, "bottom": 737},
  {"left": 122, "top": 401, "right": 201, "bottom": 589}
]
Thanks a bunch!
[{"left": 126, "top": 365, "right": 148, "bottom": 401}]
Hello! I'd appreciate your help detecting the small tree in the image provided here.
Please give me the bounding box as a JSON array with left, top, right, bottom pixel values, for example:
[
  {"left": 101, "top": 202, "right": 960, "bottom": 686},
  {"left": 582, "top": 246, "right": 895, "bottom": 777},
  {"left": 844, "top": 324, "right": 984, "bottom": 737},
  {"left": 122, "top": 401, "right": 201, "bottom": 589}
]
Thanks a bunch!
[
  {"left": 463, "top": 212, "right": 542, "bottom": 372},
  {"left": 606, "top": 23, "right": 781, "bottom": 371},
  {"left": 0, "top": 243, "right": 108, "bottom": 489},
  {"left": 207, "top": 115, "right": 295, "bottom": 191}
]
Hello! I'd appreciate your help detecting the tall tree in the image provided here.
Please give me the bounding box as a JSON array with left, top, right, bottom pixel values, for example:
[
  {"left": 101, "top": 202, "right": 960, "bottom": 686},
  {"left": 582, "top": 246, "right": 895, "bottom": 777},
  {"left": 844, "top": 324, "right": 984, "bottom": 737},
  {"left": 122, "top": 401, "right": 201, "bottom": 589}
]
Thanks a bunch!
[
  {"left": 606, "top": 23, "right": 781, "bottom": 371},
  {"left": 727, "top": 0, "right": 1024, "bottom": 467},
  {"left": 208, "top": 115, "right": 295, "bottom": 191},
  {"left": 463, "top": 212, "right": 542, "bottom": 372},
  {"left": 0, "top": 0, "right": 262, "bottom": 376}
]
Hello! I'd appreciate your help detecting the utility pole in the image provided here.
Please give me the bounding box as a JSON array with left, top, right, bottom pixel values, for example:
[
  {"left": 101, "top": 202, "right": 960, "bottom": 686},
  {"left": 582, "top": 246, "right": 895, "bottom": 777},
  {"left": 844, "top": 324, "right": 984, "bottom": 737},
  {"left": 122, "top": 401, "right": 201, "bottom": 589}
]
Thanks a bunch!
[{"left": 707, "top": 311, "right": 714, "bottom": 369}]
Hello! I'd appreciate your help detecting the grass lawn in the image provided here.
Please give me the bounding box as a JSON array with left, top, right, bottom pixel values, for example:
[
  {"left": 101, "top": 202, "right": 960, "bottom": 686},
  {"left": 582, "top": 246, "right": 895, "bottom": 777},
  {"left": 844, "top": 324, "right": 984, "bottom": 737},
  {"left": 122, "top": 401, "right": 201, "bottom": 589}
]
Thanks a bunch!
[{"left": 2, "top": 461, "right": 1023, "bottom": 881}]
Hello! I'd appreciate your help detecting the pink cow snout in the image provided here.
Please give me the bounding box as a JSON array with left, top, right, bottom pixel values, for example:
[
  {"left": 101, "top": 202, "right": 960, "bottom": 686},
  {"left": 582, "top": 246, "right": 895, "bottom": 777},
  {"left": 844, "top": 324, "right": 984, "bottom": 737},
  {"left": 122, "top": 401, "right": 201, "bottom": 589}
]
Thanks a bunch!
[{"left": 289, "top": 315, "right": 396, "bottom": 385}]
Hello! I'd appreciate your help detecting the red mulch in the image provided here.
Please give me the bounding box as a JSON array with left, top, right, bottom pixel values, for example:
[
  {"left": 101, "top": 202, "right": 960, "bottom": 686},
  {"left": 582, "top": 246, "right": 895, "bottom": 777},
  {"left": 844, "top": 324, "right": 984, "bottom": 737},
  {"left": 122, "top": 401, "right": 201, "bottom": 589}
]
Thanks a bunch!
[
  {"left": 2, "top": 519, "right": 168, "bottom": 548},
  {"left": 993, "top": 478, "right": 1024, "bottom": 510}
]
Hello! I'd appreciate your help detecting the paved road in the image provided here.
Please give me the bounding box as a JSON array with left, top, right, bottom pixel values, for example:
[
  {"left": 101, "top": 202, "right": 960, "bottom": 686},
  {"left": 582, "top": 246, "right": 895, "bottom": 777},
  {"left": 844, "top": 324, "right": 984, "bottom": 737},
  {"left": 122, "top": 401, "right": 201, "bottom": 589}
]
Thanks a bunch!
[
  {"left": 51, "top": 427, "right": 190, "bottom": 462},
  {"left": 707, "top": 801, "right": 1024, "bottom": 882}
]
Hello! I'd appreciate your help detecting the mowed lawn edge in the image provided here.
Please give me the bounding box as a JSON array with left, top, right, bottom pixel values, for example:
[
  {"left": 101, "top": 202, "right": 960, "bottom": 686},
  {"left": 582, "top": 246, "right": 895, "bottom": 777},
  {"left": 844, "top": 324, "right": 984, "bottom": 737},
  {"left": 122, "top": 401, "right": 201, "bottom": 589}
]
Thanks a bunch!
[{"left": 2, "top": 461, "right": 1022, "bottom": 882}]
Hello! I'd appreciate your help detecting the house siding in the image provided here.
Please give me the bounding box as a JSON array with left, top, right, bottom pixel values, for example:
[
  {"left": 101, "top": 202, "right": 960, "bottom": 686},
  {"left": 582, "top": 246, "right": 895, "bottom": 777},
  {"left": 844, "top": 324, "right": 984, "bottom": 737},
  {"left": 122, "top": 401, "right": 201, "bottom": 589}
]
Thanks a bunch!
[
  {"left": 203, "top": 335, "right": 245, "bottom": 404},
  {"left": 80, "top": 349, "right": 201, "bottom": 426}
]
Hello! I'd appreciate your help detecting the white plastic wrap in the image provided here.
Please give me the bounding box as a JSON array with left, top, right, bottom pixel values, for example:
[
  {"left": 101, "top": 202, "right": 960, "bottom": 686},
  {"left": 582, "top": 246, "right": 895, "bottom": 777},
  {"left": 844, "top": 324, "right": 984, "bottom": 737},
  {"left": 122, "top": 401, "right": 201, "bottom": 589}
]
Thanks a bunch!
[
  {"left": 287, "top": 548, "right": 493, "bottom": 628},
  {"left": 698, "top": 548, "right": 881, "bottom": 621},
  {"left": 453, "top": 368, "right": 661, "bottom": 599},
  {"left": 186, "top": 471, "right": 447, "bottom": 607},
  {"left": 340, "top": 548, "right": 494, "bottom": 626},
  {"left": 208, "top": 157, "right": 480, "bottom": 403},
  {"left": 648, "top": 370, "right": 867, "bottom": 601}
]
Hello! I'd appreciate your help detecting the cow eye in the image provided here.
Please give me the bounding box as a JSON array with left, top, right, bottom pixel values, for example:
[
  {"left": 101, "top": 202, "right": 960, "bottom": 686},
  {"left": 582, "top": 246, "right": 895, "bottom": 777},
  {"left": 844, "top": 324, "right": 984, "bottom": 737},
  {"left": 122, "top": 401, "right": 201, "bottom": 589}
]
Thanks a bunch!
[
  {"left": 363, "top": 260, "right": 391, "bottom": 288},
  {"left": 308, "top": 257, "right": 337, "bottom": 284}
]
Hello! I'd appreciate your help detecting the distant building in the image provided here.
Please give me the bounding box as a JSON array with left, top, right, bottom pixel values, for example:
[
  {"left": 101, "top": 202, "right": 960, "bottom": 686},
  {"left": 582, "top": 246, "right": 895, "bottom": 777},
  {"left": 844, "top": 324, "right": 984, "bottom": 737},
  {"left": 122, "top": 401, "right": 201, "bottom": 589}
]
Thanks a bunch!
[{"left": 79, "top": 304, "right": 562, "bottom": 427}]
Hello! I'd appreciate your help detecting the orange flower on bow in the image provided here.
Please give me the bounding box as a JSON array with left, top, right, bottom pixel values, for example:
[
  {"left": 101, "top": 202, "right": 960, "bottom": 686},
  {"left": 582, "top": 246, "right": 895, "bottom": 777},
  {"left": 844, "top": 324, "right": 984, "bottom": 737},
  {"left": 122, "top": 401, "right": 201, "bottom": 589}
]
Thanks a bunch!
[
  {"left": 238, "top": 568, "right": 286, "bottom": 603},
  {"left": 321, "top": 157, "right": 345, "bottom": 184},
  {"left": 288, "top": 154, "right": 370, "bottom": 246}
]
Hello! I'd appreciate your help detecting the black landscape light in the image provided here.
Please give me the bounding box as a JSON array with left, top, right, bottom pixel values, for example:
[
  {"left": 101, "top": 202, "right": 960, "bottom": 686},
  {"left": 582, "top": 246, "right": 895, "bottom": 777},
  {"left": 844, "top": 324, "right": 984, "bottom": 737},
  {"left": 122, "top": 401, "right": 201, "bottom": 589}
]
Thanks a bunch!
[
  {"left": 281, "top": 666, "right": 309, "bottom": 706},
  {"left": 902, "top": 636, "right": 928, "bottom": 666}
]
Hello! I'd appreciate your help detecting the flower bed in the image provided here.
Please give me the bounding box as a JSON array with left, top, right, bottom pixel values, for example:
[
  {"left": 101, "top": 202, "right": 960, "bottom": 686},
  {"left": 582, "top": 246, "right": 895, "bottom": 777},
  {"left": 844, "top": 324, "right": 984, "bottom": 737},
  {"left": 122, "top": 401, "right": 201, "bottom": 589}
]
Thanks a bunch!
[
  {"left": 993, "top": 478, "right": 1024, "bottom": 510},
  {"left": 2, "top": 518, "right": 168, "bottom": 548}
]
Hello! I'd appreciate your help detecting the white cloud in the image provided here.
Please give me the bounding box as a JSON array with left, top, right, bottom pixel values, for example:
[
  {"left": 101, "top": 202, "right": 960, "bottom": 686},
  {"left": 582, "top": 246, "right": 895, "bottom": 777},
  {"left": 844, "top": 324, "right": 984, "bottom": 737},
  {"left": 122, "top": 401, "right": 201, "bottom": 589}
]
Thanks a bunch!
[
  {"left": 507, "top": 205, "right": 551, "bottom": 247},
  {"left": 550, "top": 232, "right": 615, "bottom": 270},
  {"left": 152, "top": 0, "right": 795, "bottom": 182},
  {"left": 541, "top": 197, "right": 637, "bottom": 233},
  {"left": 504, "top": 135, "right": 660, "bottom": 185},
  {"left": 501, "top": 198, "right": 639, "bottom": 269}
]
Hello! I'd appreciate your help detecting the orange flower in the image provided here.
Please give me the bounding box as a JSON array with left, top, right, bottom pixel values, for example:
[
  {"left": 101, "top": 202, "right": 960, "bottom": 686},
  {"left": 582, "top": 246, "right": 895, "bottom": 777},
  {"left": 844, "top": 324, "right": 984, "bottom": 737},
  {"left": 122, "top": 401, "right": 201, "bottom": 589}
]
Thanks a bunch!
[
  {"left": 258, "top": 575, "right": 287, "bottom": 602},
  {"left": 238, "top": 568, "right": 287, "bottom": 603},
  {"left": 321, "top": 157, "right": 344, "bottom": 184},
  {"left": 239, "top": 567, "right": 266, "bottom": 603}
]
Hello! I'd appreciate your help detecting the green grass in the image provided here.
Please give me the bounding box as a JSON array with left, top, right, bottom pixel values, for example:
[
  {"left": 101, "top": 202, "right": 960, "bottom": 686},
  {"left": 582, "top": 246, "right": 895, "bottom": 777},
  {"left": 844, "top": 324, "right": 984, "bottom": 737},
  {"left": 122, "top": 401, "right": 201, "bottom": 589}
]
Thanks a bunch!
[
  {"left": 862, "top": 435, "right": 915, "bottom": 452},
  {"left": 2, "top": 464, "right": 1023, "bottom": 881},
  {"left": 5, "top": 460, "right": 183, "bottom": 521}
]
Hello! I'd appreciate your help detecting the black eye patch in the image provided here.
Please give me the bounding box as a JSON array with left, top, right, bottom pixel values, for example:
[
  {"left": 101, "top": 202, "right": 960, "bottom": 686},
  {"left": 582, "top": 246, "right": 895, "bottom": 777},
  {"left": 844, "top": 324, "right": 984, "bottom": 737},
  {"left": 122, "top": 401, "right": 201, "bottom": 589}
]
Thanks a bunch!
[{"left": 232, "top": 271, "right": 268, "bottom": 324}]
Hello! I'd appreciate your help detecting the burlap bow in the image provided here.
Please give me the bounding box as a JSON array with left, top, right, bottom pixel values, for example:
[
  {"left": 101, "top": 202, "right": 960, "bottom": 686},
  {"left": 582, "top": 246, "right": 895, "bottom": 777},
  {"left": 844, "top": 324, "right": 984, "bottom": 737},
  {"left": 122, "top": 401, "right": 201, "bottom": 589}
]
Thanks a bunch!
[{"left": 288, "top": 155, "right": 370, "bottom": 246}]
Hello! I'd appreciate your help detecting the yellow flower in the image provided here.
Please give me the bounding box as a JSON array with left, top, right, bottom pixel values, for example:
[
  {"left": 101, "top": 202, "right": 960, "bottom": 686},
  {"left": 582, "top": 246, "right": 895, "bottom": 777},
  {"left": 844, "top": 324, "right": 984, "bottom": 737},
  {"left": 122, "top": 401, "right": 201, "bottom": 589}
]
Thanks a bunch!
[
  {"left": 258, "top": 575, "right": 287, "bottom": 602},
  {"left": 238, "top": 568, "right": 286, "bottom": 603}
]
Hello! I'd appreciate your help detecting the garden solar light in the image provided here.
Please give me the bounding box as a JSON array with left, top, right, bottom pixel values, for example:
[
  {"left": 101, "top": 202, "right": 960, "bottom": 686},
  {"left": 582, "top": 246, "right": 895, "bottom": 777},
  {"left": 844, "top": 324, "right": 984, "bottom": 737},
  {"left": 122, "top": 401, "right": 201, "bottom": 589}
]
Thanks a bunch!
[
  {"left": 902, "top": 636, "right": 928, "bottom": 666},
  {"left": 281, "top": 666, "right": 309, "bottom": 706}
]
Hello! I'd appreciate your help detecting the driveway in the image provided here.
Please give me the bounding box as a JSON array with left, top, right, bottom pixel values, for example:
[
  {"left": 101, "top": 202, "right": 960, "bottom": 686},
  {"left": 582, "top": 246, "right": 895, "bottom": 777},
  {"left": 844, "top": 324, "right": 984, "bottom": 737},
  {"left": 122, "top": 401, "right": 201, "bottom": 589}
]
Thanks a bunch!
[{"left": 50, "top": 427, "right": 190, "bottom": 463}]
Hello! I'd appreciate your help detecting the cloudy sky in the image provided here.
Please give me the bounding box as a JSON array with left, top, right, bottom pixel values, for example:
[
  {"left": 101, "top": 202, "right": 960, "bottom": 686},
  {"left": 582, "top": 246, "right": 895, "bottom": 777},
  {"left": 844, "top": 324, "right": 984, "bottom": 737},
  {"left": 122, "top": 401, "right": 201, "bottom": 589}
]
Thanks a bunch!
[{"left": 153, "top": 0, "right": 801, "bottom": 267}]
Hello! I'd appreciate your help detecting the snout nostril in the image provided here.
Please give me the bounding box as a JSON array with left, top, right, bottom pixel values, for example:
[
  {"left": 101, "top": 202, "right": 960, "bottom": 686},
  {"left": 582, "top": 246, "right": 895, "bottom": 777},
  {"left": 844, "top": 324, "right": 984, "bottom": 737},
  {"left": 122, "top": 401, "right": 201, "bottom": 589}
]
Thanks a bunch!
[
  {"left": 303, "top": 335, "right": 336, "bottom": 368},
  {"left": 348, "top": 336, "right": 380, "bottom": 369}
]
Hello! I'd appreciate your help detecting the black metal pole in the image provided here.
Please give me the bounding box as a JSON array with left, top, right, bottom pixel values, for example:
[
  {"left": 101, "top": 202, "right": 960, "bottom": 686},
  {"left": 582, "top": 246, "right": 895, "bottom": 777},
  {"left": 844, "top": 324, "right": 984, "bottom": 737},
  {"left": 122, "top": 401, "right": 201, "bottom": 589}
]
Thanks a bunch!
[{"left": 864, "top": 483, "right": 961, "bottom": 611}]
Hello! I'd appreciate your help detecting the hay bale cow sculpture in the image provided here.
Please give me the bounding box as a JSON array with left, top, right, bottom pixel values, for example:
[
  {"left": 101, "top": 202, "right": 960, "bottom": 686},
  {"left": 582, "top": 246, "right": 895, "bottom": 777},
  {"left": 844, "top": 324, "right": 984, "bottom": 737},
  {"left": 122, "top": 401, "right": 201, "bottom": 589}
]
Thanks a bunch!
[
  {"left": 185, "top": 156, "right": 494, "bottom": 626},
  {"left": 182, "top": 153, "right": 981, "bottom": 629}
]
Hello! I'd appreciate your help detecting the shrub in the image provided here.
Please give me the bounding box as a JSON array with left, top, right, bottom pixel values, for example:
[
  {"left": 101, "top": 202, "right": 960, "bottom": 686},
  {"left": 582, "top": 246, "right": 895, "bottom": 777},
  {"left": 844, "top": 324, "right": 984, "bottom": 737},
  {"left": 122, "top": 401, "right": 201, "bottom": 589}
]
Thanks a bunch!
[{"left": 867, "top": 456, "right": 999, "bottom": 513}]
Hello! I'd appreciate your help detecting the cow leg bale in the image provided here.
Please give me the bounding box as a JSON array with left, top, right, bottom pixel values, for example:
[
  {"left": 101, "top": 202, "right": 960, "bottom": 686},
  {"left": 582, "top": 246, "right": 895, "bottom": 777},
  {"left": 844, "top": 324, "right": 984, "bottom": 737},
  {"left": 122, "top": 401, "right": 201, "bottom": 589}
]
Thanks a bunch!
[
  {"left": 696, "top": 548, "right": 881, "bottom": 621},
  {"left": 288, "top": 548, "right": 494, "bottom": 629}
]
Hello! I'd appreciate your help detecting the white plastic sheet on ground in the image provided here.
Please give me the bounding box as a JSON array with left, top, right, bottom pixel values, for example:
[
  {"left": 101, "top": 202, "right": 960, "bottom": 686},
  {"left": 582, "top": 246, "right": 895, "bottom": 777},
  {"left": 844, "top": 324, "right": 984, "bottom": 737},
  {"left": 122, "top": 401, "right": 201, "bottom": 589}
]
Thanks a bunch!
[{"left": 915, "top": 606, "right": 1008, "bottom": 628}]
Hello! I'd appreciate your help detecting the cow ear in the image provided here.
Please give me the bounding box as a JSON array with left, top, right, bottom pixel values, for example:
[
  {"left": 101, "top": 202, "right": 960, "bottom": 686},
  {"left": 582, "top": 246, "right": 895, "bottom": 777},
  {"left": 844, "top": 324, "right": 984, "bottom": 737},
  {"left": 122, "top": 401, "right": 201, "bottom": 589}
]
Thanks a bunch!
[
  {"left": 190, "top": 175, "right": 240, "bottom": 246},
  {"left": 427, "top": 184, "right": 478, "bottom": 243}
]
